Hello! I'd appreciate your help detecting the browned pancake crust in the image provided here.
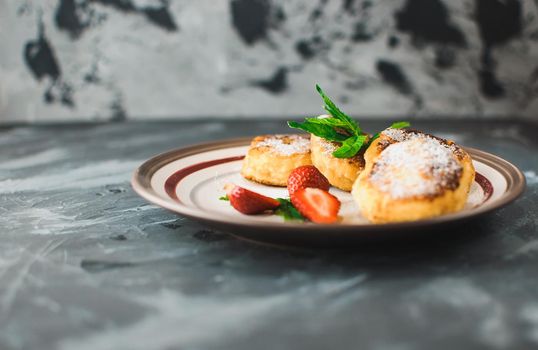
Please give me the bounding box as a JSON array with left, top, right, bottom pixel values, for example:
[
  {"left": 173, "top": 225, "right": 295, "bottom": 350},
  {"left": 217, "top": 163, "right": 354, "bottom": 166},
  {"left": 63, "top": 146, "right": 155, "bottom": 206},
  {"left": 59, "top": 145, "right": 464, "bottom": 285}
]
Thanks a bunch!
[
  {"left": 351, "top": 128, "right": 475, "bottom": 223},
  {"left": 310, "top": 135, "right": 366, "bottom": 192},
  {"left": 376, "top": 128, "right": 467, "bottom": 161},
  {"left": 241, "top": 134, "right": 312, "bottom": 186}
]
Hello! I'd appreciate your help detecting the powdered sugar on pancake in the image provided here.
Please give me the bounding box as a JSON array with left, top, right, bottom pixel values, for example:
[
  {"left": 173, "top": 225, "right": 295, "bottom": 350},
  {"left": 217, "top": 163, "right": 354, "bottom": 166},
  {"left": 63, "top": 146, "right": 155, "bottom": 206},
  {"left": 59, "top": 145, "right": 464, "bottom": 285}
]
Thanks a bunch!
[
  {"left": 370, "top": 130, "right": 462, "bottom": 199},
  {"left": 256, "top": 135, "right": 310, "bottom": 156},
  {"left": 382, "top": 128, "right": 460, "bottom": 154},
  {"left": 381, "top": 128, "right": 410, "bottom": 142},
  {"left": 320, "top": 139, "right": 337, "bottom": 155}
]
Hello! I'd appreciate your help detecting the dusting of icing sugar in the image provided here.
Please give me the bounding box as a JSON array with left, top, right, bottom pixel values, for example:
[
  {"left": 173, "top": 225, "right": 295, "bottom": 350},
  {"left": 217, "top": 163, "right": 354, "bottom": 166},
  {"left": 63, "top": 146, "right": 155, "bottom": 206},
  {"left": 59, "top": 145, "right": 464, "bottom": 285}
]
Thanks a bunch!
[
  {"left": 381, "top": 128, "right": 409, "bottom": 142},
  {"left": 256, "top": 135, "right": 310, "bottom": 156},
  {"left": 370, "top": 136, "right": 462, "bottom": 199},
  {"left": 381, "top": 128, "right": 460, "bottom": 153},
  {"left": 320, "top": 139, "right": 337, "bottom": 155}
]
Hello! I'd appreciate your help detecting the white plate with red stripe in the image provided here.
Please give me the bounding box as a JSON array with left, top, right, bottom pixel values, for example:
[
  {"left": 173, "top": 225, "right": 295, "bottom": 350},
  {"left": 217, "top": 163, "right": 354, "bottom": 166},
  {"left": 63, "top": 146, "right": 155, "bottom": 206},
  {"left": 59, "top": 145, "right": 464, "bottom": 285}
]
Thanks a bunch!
[{"left": 131, "top": 137, "right": 525, "bottom": 247}]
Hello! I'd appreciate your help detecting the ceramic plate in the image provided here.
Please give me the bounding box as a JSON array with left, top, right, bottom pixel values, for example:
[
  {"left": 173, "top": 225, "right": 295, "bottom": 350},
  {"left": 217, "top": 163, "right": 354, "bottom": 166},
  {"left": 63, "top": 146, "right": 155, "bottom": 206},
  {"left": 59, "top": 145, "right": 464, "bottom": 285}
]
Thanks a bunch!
[{"left": 131, "top": 137, "right": 525, "bottom": 246}]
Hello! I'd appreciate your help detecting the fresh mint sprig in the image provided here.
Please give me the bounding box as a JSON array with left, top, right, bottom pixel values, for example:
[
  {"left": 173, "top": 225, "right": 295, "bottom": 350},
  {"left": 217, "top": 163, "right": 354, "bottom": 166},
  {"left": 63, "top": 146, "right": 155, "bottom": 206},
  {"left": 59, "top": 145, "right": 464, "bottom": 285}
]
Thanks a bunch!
[
  {"left": 274, "top": 198, "right": 305, "bottom": 222},
  {"left": 288, "top": 84, "right": 410, "bottom": 158},
  {"left": 316, "top": 84, "right": 361, "bottom": 135},
  {"left": 287, "top": 119, "right": 349, "bottom": 143},
  {"left": 332, "top": 134, "right": 368, "bottom": 158}
]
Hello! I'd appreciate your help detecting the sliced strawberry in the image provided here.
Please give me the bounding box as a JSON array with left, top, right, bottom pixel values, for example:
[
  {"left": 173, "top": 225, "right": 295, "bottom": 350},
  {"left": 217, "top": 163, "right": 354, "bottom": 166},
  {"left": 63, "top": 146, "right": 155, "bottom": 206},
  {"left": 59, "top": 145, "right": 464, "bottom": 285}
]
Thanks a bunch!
[
  {"left": 291, "top": 188, "right": 340, "bottom": 224},
  {"left": 224, "top": 184, "right": 280, "bottom": 215},
  {"left": 287, "top": 165, "right": 330, "bottom": 196}
]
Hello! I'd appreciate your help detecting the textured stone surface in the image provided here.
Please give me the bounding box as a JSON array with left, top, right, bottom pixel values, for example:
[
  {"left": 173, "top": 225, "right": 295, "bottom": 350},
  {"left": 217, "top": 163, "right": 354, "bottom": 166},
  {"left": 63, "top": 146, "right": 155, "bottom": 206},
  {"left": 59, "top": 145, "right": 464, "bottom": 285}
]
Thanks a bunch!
[
  {"left": 1, "top": 0, "right": 538, "bottom": 122},
  {"left": 0, "top": 119, "right": 537, "bottom": 350}
]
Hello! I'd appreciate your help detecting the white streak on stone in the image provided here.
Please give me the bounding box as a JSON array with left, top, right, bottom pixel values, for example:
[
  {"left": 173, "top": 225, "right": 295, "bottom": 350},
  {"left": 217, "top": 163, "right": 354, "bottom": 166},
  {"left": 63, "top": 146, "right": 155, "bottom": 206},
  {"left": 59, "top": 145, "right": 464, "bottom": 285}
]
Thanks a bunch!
[
  {"left": 0, "top": 149, "right": 67, "bottom": 170},
  {"left": 509, "top": 239, "right": 538, "bottom": 258},
  {"left": 406, "top": 278, "right": 512, "bottom": 348},
  {"left": 408, "top": 278, "right": 490, "bottom": 307},
  {"left": 55, "top": 290, "right": 285, "bottom": 350},
  {"left": 0, "top": 208, "right": 109, "bottom": 235},
  {"left": 1, "top": 239, "right": 67, "bottom": 317},
  {"left": 117, "top": 204, "right": 160, "bottom": 213},
  {"left": 0, "top": 160, "right": 141, "bottom": 193},
  {"left": 524, "top": 171, "right": 538, "bottom": 185},
  {"left": 311, "top": 274, "right": 367, "bottom": 295},
  {"left": 58, "top": 277, "right": 369, "bottom": 350},
  {"left": 131, "top": 0, "right": 162, "bottom": 7},
  {"left": 521, "top": 304, "right": 538, "bottom": 343},
  {"left": 33, "top": 296, "right": 61, "bottom": 313},
  {"left": 141, "top": 217, "right": 184, "bottom": 228},
  {"left": 106, "top": 134, "right": 168, "bottom": 148}
]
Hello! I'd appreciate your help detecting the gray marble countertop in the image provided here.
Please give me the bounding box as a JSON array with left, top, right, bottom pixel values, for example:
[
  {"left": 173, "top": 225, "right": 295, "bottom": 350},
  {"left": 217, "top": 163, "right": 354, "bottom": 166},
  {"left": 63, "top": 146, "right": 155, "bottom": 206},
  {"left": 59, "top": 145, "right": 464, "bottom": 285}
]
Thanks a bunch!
[{"left": 0, "top": 119, "right": 537, "bottom": 350}]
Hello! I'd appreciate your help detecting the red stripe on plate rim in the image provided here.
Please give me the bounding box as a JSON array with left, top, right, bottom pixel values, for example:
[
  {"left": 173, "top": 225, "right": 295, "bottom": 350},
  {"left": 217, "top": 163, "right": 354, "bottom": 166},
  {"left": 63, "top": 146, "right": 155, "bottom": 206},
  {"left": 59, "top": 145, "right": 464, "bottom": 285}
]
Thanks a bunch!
[
  {"left": 164, "top": 155, "right": 245, "bottom": 201},
  {"left": 164, "top": 156, "right": 494, "bottom": 205}
]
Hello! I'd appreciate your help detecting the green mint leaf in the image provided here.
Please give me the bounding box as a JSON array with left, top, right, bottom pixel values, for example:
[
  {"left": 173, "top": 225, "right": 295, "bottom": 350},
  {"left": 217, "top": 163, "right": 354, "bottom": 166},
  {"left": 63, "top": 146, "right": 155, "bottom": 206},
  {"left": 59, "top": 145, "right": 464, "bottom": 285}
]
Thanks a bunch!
[
  {"left": 219, "top": 195, "right": 229, "bottom": 201},
  {"left": 316, "top": 84, "right": 360, "bottom": 134},
  {"left": 332, "top": 134, "right": 368, "bottom": 158},
  {"left": 286, "top": 85, "right": 362, "bottom": 152},
  {"left": 390, "top": 121, "right": 410, "bottom": 129},
  {"left": 288, "top": 120, "right": 348, "bottom": 142},
  {"left": 274, "top": 198, "right": 305, "bottom": 222},
  {"left": 303, "top": 117, "right": 348, "bottom": 129}
]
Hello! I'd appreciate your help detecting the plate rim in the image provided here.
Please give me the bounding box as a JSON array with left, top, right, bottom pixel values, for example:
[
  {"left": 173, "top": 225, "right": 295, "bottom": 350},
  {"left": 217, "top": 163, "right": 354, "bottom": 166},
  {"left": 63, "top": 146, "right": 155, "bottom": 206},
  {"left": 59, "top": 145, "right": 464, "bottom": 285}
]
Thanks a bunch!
[{"left": 131, "top": 137, "right": 526, "bottom": 233}]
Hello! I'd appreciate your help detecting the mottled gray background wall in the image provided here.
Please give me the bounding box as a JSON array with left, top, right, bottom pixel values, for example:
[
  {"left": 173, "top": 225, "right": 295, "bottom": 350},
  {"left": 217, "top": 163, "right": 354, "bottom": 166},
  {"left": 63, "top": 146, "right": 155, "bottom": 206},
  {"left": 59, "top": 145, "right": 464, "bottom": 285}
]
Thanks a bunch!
[{"left": 0, "top": 0, "right": 537, "bottom": 123}]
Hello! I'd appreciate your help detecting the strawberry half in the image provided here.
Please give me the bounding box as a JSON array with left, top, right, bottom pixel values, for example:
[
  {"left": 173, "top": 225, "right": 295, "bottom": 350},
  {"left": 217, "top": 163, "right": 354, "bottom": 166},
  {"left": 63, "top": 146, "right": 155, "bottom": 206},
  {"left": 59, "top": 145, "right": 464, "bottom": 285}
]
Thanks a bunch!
[
  {"left": 291, "top": 188, "right": 340, "bottom": 224},
  {"left": 287, "top": 165, "right": 330, "bottom": 196},
  {"left": 225, "top": 184, "right": 280, "bottom": 215}
]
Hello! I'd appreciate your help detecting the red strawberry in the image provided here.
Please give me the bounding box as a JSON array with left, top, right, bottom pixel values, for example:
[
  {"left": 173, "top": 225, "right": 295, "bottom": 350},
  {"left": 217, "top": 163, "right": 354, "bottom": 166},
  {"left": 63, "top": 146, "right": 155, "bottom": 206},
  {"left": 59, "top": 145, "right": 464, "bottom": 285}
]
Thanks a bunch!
[
  {"left": 291, "top": 188, "right": 340, "bottom": 224},
  {"left": 287, "top": 165, "right": 330, "bottom": 196},
  {"left": 224, "top": 184, "right": 280, "bottom": 215}
]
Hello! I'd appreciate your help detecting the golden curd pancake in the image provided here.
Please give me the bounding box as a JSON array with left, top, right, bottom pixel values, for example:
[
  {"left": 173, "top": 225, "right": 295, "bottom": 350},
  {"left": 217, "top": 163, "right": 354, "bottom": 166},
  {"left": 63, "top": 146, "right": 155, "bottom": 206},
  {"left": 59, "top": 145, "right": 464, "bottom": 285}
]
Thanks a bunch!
[
  {"left": 310, "top": 135, "right": 366, "bottom": 192},
  {"left": 351, "top": 128, "right": 475, "bottom": 223},
  {"left": 241, "top": 134, "right": 312, "bottom": 186}
]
